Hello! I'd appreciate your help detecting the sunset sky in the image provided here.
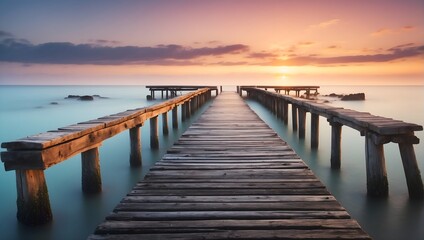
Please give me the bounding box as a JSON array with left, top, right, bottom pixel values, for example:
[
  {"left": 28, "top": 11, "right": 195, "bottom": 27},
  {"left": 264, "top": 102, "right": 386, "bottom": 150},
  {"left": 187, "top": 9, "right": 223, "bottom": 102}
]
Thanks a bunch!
[{"left": 1, "top": 0, "right": 423, "bottom": 85}]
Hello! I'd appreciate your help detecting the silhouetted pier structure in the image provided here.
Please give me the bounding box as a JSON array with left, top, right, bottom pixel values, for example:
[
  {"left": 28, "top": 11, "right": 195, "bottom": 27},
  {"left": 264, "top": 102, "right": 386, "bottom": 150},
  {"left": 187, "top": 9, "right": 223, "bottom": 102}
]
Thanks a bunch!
[
  {"left": 237, "top": 85, "right": 319, "bottom": 97},
  {"left": 146, "top": 85, "right": 219, "bottom": 100}
]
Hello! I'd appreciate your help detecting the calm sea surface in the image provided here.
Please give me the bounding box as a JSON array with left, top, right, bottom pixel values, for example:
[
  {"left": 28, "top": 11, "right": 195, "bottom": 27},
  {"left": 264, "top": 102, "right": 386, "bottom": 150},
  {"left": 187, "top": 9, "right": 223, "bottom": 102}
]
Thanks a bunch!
[{"left": 0, "top": 85, "right": 423, "bottom": 240}]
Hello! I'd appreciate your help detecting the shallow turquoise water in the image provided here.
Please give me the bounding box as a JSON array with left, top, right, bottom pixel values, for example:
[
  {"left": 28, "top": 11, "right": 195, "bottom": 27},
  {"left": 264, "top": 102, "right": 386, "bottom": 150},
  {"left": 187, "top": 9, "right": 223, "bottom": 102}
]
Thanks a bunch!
[{"left": 0, "top": 85, "right": 423, "bottom": 240}]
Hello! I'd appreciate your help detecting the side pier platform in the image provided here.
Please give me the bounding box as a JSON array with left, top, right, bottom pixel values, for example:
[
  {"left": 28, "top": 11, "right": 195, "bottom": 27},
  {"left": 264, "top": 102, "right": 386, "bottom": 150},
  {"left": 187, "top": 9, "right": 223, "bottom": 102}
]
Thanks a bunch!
[{"left": 89, "top": 92, "right": 370, "bottom": 239}]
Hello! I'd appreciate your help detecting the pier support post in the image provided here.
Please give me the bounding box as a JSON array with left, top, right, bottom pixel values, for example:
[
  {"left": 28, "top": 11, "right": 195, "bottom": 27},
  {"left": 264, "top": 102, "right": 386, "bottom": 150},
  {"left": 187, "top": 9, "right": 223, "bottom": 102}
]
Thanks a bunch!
[
  {"left": 329, "top": 121, "right": 342, "bottom": 169},
  {"left": 399, "top": 142, "right": 424, "bottom": 198},
  {"left": 185, "top": 101, "right": 191, "bottom": 119},
  {"left": 129, "top": 125, "right": 142, "bottom": 167},
  {"left": 283, "top": 101, "right": 288, "bottom": 125},
  {"left": 172, "top": 107, "right": 178, "bottom": 129},
  {"left": 311, "top": 113, "right": 319, "bottom": 148},
  {"left": 181, "top": 104, "right": 186, "bottom": 122},
  {"left": 292, "top": 105, "right": 298, "bottom": 131},
  {"left": 365, "top": 132, "right": 388, "bottom": 197},
  {"left": 298, "top": 108, "right": 306, "bottom": 139},
  {"left": 162, "top": 112, "right": 169, "bottom": 135},
  {"left": 81, "top": 147, "right": 102, "bottom": 194},
  {"left": 150, "top": 116, "right": 159, "bottom": 149},
  {"left": 16, "top": 169, "right": 52, "bottom": 225}
]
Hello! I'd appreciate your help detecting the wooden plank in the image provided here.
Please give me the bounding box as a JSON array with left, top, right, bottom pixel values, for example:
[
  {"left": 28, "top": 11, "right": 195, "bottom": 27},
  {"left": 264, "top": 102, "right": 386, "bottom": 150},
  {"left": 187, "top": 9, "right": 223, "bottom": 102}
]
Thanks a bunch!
[{"left": 89, "top": 229, "right": 370, "bottom": 240}]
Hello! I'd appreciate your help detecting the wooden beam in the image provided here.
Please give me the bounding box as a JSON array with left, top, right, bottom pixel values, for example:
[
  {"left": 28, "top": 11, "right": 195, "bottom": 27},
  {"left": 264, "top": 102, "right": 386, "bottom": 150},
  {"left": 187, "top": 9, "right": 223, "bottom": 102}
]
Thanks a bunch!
[
  {"left": 311, "top": 113, "right": 319, "bottom": 148},
  {"left": 298, "top": 108, "right": 307, "bottom": 139},
  {"left": 172, "top": 107, "right": 178, "bottom": 129},
  {"left": 398, "top": 143, "right": 424, "bottom": 198},
  {"left": 292, "top": 105, "right": 298, "bottom": 131},
  {"left": 162, "top": 112, "right": 169, "bottom": 135},
  {"left": 81, "top": 147, "right": 102, "bottom": 194},
  {"left": 329, "top": 121, "right": 342, "bottom": 169},
  {"left": 16, "top": 169, "right": 52, "bottom": 225},
  {"left": 150, "top": 117, "right": 159, "bottom": 149},
  {"left": 283, "top": 101, "right": 288, "bottom": 125},
  {"left": 365, "top": 132, "right": 388, "bottom": 197},
  {"left": 129, "top": 126, "right": 142, "bottom": 167}
]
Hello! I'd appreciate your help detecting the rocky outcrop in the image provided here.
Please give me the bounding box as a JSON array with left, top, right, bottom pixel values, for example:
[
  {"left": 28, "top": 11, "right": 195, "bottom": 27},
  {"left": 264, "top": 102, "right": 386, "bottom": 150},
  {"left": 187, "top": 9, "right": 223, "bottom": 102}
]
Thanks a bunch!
[
  {"left": 65, "top": 95, "right": 107, "bottom": 101},
  {"left": 78, "top": 95, "right": 94, "bottom": 101},
  {"left": 341, "top": 93, "right": 365, "bottom": 101}
]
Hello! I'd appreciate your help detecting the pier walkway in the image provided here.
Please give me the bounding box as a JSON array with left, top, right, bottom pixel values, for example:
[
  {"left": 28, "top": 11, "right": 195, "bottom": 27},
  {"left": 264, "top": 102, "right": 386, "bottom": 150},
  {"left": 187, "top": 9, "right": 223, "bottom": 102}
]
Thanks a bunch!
[{"left": 89, "top": 92, "right": 370, "bottom": 239}]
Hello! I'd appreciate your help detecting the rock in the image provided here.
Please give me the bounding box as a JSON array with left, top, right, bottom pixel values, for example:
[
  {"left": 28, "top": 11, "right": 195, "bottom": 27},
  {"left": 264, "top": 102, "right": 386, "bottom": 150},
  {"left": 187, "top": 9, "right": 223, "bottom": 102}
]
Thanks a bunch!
[
  {"left": 328, "top": 93, "right": 343, "bottom": 98},
  {"left": 66, "top": 95, "right": 80, "bottom": 99},
  {"left": 341, "top": 93, "right": 365, "bottom": 101},
  {"left": 78, "top": 95, "right": 94, "bottom": 101},
  {"left": 50, "top": 102, "right": 59, "bottom": 105},
  {"left": 146, "top": 95, "right": 153, "bottom": 100}
]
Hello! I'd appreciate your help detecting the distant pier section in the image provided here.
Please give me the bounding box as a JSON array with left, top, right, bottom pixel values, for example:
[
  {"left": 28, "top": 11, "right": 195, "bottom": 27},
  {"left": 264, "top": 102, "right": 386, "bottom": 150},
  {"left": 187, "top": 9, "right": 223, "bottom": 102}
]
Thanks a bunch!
[
  {"left": 146, "top": 85, "right": 220, "bottom": 100},
  {"left": 237, "top": 85, "right": 320, "bottom": 97}
]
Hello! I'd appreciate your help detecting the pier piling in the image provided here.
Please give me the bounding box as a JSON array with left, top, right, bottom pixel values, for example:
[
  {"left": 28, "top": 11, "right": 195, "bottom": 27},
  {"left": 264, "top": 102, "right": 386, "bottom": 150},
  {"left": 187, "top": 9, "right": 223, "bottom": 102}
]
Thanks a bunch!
[
  {"left": 81, "top": 147, "right": 102, "bottom": 194},
  {"left": 129, "top": 126, "right": 142, "bottom": 167}
]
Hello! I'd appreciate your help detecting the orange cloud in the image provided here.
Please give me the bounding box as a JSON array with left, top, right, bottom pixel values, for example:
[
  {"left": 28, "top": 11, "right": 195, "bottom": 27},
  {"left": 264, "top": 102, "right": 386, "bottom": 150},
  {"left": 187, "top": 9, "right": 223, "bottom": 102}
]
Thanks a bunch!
[
  {"left": 309, "top": 19, "right": 340, "bottom": 29},
  {"left": 371, "top": 26, "right": 416, "bottom": 37}
]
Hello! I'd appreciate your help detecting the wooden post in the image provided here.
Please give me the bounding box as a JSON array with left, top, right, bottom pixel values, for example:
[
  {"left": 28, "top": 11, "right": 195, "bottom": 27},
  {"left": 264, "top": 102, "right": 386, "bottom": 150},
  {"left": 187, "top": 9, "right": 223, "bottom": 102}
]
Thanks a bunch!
[
  {"left": 292, "top": 105, "right": 298, "bottom": 131},
  {"left": 283, "top": 101, "right": 288, "bottom": 125},
  {"left": 185, "top": 101, "right": 191, "bottom": 119},
  {"left": 172, "top": 107, "right": 178, "bottom": 129},
  {"left": 129, "top": 126, "right": 142, "bottom": 167},
  {"left": 298, "top": 108, "right": 306, "bottom": 139},
  {"left": 220, "top": 86, "right": 223, "bottom": 93},
  {"left": 181, "top": 103, "right": 186, "bottom": 122},
  {"left": 398, "top": 142, "right": 424, "bottom": 198},
  {"left": 365, "top": 132, "right": 388, "bottom": 197},
  {"left": 81, "top": 147, "right": 102, "bottom": 193},
  {"left": 311, "top": 113, "right": 319, "bottom": 148},
  {"left": 162, "top": 112, "right": 169, "bottom": 135},
  {"left": 329, "top": 121, "right": 342, "bottom": 169},
  {"left": 150, "top": 116, "right": 159, "bottom": 149},
  {"left": 15, "top": 169, "right": 52, "bottom": 225}
]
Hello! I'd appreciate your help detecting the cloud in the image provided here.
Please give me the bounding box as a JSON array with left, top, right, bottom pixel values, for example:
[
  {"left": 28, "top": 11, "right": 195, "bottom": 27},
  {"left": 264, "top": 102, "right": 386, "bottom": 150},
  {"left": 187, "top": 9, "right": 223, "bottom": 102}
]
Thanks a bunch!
[
  {"left": 298, "top": 41, "right": 315, "bottom": 46},
  {"left": 248, "top": 51, "right": 278, "bottom": 59},
  {"left": 271, "top": 43, "right": 424, "bottom": 66},
  {"left": 309, "top": 19, "right": 340, "bottom": 29},
  {"left": 0, "top": 35, "right": 249, "bottom": 65},
  {"left": 89, "top": 39, "right": 121, "bottom": 45},
  {"left": 371, "top": 26, "right": 417, "bottom": 37},
  {"left": 0, "top": 30, "right": 13, "bottom": 38}
]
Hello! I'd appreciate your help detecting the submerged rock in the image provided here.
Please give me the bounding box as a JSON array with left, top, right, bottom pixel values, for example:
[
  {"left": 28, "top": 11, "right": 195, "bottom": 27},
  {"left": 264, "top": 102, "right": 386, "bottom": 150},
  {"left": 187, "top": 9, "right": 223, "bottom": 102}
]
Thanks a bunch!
[
  {"left": 341, "top": 93, "right": 365, "bottom": 101},
  {"left": 50, "top": 102, "right": 59, "bottom": 105}
]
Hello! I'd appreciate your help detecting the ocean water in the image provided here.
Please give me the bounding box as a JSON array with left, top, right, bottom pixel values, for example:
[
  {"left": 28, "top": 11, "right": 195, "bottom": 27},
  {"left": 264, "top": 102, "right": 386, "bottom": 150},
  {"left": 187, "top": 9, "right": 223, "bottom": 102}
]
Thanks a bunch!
[
  {"left": 244, "top": 85, "right": 424, "bottom": 240},
  {"left": 0, "top": 85, "right": 423, "bottom": 240}
]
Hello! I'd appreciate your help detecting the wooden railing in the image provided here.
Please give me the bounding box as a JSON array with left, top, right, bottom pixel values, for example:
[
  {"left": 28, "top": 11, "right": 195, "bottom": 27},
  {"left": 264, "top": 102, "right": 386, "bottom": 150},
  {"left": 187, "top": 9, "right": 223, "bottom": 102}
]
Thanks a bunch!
[
  {"left": 239, "top": 86, "right": 423, "bottom": 199},
  {"left": 1, "top": 88, "right": 214, "bottom": 225}
]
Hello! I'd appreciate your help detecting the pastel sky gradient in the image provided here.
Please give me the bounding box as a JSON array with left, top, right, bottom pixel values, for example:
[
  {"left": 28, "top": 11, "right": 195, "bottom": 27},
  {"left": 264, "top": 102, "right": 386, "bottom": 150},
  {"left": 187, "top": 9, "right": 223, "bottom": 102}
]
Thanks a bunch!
[{"left": 1, "top": 0, "right": 423, "bottom": 85}]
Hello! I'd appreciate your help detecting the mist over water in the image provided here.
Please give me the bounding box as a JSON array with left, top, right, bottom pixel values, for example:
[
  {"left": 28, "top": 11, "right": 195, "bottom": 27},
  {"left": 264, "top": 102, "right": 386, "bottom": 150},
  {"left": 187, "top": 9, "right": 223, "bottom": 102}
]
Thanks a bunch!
[{"left": 0, "top": 85, "right": 423, "bottom": 240}]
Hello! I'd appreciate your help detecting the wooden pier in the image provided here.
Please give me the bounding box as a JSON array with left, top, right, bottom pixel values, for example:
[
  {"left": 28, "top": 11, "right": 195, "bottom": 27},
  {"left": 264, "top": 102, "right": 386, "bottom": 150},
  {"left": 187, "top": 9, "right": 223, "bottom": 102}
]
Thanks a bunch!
[
  {"left": 1, "top": 88, "right": 213, "bottom": 225},
  {"left": 146, "top": 85, "right": 220, "bottom": 100},
  {"left": 239, "top": 86, "right": 423, "bottom": 198},
  {"left": 89, "top": 92, "right": 370, "bottom": 239}
]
